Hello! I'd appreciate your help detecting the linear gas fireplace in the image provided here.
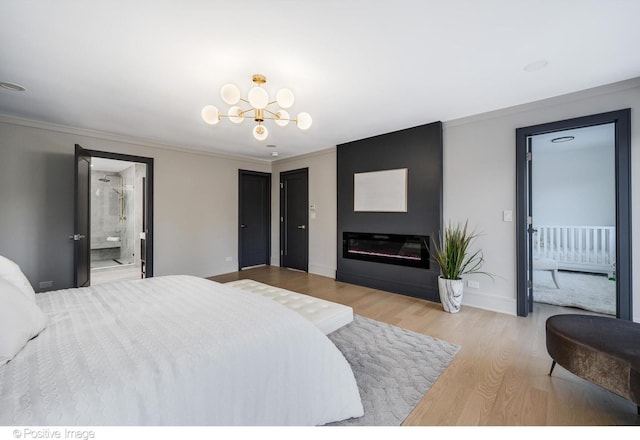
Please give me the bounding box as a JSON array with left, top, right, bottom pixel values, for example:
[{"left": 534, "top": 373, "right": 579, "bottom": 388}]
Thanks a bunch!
[{"left": 343, "top": 232, "right": 429, "bottom": 269}]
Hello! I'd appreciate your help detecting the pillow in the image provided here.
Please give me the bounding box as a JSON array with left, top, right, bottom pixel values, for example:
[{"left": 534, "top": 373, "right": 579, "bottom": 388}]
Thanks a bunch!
[
  {"left": 0, "top": 255, "right": 36, "bottom": 303},
  {"left": 0, "top": 277, "right": 48, "bottom": 365}
]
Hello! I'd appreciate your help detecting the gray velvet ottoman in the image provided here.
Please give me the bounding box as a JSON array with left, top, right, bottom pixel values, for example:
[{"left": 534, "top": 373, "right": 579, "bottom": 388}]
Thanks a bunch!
[{"left": 546, "top": 314, "right": 640, "bottom": 414}]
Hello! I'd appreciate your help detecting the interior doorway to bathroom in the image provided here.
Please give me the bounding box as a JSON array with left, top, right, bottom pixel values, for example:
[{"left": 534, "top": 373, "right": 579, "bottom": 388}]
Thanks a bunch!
[
  {"left": 90, "top": 157, "right": 146, "bottom": 284},
  {"left": 73, "top": 145, "right": 154, "bottom": 287}
]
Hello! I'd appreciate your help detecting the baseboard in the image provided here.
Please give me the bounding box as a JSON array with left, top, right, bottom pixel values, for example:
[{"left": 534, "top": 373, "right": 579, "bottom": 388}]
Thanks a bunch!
[
  {"left": 462, "top": 289, "right": 517, "bottom": 316},
  {"left": 309, "top": 264, "right": 336, "bottom": 279}
]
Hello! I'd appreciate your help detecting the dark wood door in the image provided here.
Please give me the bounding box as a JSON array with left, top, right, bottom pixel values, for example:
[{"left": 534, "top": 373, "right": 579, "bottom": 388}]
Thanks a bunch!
[
  {"left": 73, "top": 144, "right": 91, "bottom": 287},
  {"left": 280, "top": 168, "right": 308, "bottom": 271},
  {"left": 526, "top": 136, "right": 534, "bottom": 313},
  {"left": 239, "top": 171, "right": 271, "bottom": 268}
]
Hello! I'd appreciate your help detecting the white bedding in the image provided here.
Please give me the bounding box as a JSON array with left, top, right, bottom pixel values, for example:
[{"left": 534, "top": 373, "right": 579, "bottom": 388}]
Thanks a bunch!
[{"left": 0, "top": 275, "right": 363, "bottom": 425}]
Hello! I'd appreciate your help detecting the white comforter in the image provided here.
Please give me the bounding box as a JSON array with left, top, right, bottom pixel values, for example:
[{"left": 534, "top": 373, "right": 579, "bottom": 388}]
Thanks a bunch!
[{"left": 0, "top": 275, "right": 363, "bottom": 425}]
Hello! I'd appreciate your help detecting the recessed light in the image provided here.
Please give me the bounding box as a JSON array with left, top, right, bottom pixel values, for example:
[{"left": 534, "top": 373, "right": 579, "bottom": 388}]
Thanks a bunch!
[
  {"left": 551, "top": 136, "right": 575, "bottom": 143},
  {"left": 524, "top": 59, "right": 549, "bottom": 72},
  {"left": 0, "top": 81, "right": 26, "bottom": 92}
]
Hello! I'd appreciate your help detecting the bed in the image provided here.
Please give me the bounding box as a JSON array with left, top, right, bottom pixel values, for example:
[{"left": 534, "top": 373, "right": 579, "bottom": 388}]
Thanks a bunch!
[{"left": 0, "top": 265, "right": 364, "bottom": 426}]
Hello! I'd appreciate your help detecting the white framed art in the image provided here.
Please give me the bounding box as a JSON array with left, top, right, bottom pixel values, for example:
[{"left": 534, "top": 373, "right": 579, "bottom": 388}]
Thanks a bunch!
[{"left": 353, "top": 168, "right": 408, "bottom": 212}]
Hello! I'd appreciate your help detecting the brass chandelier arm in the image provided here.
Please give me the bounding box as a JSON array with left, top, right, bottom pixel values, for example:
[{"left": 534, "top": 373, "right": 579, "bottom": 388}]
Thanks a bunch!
[
  {"left": 263, "top": 108, "right": 280, "bottom": 117},
  {"left": 217, "top": 114, "right": 293, "bottom": 122},
  {"left": 263, "top": 108, "right": 294, "bottom": 121},
  {"left": 261, "top": 115, "right": 295, "bottom": 122},
  {"left": 219, "top": 107, "right": 255, "bottom": 117}
]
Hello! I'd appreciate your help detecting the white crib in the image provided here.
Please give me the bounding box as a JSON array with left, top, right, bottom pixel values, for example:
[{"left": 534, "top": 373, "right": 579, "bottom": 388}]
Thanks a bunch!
[{"left": 532, "top": 225, "right": 616, "bottom": 277}]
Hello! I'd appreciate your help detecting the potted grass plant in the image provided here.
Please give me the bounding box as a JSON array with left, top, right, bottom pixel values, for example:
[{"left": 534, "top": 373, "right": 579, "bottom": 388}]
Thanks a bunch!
[{"left": 432, "top": 220, "right": 493, "bottom": 313}]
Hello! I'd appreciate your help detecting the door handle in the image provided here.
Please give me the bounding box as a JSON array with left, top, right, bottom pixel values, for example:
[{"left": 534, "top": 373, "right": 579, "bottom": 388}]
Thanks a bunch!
[
  {"left": 240, "top": 224, "right": 247, "bottom": 228},
  {"left": 297, "top": 225, "right": 306, "bottom": 230},
  {"left": 68, "top": 234, "right": 86, "bottom": 241}
]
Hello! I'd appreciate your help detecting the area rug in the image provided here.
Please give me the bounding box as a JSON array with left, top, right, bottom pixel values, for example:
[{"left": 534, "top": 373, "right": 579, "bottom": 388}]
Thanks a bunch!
[
  {"left": 326, "top": 315, "right": 460, "bottom": 426},
  {"left": 533, "top": 270, "right": 616, "bottom": 315}
]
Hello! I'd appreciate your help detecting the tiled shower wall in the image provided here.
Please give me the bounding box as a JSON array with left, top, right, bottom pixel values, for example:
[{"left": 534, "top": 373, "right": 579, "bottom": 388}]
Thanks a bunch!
[
  {"left": 91, "top": 163, "right": 146, "bottom": 265},
  {"left": 91, "top": 171, "right": 123, "bottom": 255}
]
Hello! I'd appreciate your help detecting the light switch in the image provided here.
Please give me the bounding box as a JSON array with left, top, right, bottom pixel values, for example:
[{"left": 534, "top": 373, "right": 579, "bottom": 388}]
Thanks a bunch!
[{"left": 503, "top": 210, "right": 513, "bottom": 222}]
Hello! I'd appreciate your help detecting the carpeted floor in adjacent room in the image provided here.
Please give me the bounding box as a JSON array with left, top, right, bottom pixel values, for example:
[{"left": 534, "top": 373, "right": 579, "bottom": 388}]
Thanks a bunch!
[{"left": 533, "top": 270, "right": 616, "bottom": 315}]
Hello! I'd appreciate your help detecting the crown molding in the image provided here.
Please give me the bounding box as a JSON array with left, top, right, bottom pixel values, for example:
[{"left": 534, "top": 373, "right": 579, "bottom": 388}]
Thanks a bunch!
[
  {"left": 272, "top": 146, "right": 337, "bottom": 166},
  {"left": 444, "top": 76, "right": 640, "bottom": 128},
  {"left": 0, "top": 114, "right": 272, "bottom": 165}
]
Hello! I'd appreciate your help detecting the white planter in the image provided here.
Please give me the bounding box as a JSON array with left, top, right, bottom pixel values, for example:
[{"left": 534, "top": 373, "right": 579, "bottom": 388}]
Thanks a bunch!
[{"left": 438, "top": 276, "right": 464, "bottom": 313}]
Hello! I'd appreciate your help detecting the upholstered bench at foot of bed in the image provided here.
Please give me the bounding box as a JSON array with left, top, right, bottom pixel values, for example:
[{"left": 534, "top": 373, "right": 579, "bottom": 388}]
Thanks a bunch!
[
  {"left": 546, "top": 314, "right": 640, "bottom": 414},
  {"left": 224, "top": 279, "right": 354, "bottom": 335}
]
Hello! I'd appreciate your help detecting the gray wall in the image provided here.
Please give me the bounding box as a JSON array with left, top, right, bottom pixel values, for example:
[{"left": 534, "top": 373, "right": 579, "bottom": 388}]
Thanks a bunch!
[
  {"left": 271, "top": 148, "right": 337, "bottom": 278},
  {"left": 0, "top": 124, "right": 74, "bottom": 292},
  {"left": 532, "top": 135, "right": 615, "bottom": 227},
  {"left": 0, "top": 119, "right": 270, "bottom": 292}
]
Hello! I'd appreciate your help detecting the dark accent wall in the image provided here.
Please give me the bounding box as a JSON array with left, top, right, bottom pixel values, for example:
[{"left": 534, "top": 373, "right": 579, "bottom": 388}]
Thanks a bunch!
[{"left": 336, "top": 122, "right": 443, "bottom": 301}]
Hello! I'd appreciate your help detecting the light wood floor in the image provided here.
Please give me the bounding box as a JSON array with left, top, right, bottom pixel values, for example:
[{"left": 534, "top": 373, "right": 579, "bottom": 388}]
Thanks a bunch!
[{"left": 209, "top": 266, "right": 639, "bottom": 426}]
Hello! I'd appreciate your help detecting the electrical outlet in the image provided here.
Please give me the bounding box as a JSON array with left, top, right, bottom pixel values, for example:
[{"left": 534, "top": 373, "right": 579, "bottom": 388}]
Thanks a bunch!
[
  {"left": 467, "top": 280, "right": 480, "bottom": 289},
  {"left": 225, "top": 256, "right": 232, "bottom": 262},
  {"left": 39, "top": 280, "right": 53, "bottom": 289}
]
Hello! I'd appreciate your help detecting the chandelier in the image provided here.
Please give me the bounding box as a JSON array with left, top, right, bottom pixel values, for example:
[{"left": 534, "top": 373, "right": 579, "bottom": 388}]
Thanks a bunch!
[{"left": 201, "top": 74, "right": 312, "bottom": 141}]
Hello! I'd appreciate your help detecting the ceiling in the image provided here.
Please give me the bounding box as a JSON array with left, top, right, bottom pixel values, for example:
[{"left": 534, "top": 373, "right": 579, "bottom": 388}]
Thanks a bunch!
[
  {"left": 91, "top": 157, "right": 140, "bottom": 173},
  {"left": 532, "top": 123, "right": 615, "bottom": 153},
  {"left": 1, "top": 1, "right": 640, "bottom": 162}
]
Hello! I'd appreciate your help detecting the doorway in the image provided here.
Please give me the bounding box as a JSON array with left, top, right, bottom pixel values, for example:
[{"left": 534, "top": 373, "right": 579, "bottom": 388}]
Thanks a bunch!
[
  {"left": 280, "top": 168, "right": 309, "bottom": 272},
  {"left": 238, "top": 170, "right": 271, "bottom": 269},
  {"left": 73, "top": 145, "right": 154, "bottom": 287},
  {"left": 515, "top": 109, "right": 631, "bottom": 319}
]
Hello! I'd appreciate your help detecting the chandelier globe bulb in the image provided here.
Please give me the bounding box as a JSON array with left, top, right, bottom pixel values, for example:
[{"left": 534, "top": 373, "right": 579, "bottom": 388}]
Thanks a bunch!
[
  {"left": 296, "top": 112, "right": 312, "bottom": 130},
  {"left": 228, "top": 106, "right": 245, "bottom": 124},
  {"left": 221, "top": 84, "right": 241, "bottom": 105},
  {"left": 275, "top": 110, "right": 290, "bottom": 127},
  {"left": 253, "top": 124, "right": 268, "bottom": 141},
  {"left": 276, "top": 88, "right": 295, "bottom": 109},
  {"left": 201, "top": 105, "right": 220, "bottom": 125},
  {"left": 248, "top": 86, "right": 269, "bottom": 109}
]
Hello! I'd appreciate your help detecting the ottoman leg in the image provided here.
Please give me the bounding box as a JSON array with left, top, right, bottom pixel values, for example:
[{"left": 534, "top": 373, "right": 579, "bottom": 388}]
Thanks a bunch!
[{"left": 549, "top": 360, "right": 556, "bottom": 376}]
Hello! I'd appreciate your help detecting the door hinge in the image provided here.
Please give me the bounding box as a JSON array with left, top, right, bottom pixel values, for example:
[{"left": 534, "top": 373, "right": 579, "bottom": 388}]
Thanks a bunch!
[
  {"left": 527, "top": 216, "right": 532, "bottom": 225},
  {"left": 280, "top": 217, "right": 283, "bottom": 222},
  {"left": 280, "top": 182, "right": 284, "bottom": 189},
  {"left": 280, "top": 250, "right": 284, "bottom": 255},
  {"left": 528, "top": 280, "right": 533, "bottom": 289},
  {"left": 526, "top": 152, "right": 532, "bottom": 161}
]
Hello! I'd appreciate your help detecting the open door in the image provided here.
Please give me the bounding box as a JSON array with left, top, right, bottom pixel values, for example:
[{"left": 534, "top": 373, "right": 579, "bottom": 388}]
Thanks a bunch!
[
  {"left": 525, "top": 136, "right": 534, "bottom": 314},
  {"left": 73, "top": 147, "right": 154, "bottom": 286},
  {"left": 73, "top": 144, "right": 91, "bottom": 287}
]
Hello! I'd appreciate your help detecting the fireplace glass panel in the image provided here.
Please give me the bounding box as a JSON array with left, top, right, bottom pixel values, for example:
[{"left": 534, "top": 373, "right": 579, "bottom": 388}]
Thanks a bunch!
[{"left": 343, "top": 232, "right": 429, "bottom": 268}]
